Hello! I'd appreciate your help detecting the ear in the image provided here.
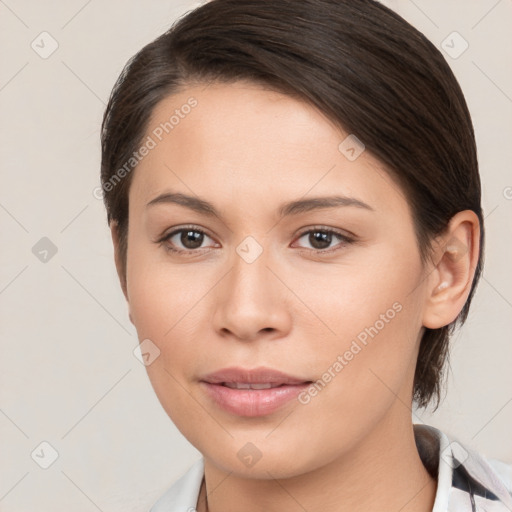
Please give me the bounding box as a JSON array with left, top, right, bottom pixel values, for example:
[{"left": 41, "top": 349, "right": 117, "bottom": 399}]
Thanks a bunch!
[
  {"left": 110, "top": 221, "right": 131, "bottom": 310},
  {"left": 422, "top": 210, "right": 481, "bottom": 329}
]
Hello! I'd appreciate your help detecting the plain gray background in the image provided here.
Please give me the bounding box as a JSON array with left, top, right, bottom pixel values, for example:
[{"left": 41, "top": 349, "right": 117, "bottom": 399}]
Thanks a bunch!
[{"left": 1, "top": 0, "right": 511, "bottom": 510}]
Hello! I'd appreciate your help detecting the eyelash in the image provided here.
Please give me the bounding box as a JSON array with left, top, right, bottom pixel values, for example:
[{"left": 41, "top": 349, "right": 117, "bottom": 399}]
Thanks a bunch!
[{"left": 158, "top": 224, "right": 355, "bottom": 257}]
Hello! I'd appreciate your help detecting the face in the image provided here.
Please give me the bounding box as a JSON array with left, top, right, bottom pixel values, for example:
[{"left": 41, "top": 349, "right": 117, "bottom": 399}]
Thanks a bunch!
[{"left": 121, "top": 81, "right": 431, "bottom": 479}]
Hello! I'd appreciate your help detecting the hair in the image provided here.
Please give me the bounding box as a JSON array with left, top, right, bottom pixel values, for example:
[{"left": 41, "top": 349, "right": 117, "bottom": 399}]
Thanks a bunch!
[{"left": 100, "top": 0, "right": 484, "bottom": 410}]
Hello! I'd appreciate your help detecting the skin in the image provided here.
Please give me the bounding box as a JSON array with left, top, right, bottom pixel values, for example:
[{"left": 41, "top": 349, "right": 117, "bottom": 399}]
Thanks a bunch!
[{"left": 111, "top": 81, "right": 480, "bottom": 512}]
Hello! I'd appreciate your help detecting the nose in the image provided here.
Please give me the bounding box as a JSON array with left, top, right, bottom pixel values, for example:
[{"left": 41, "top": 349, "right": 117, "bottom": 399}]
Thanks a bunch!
[{"left": 212, "top": 246, "right": 292, "bottom": 342}]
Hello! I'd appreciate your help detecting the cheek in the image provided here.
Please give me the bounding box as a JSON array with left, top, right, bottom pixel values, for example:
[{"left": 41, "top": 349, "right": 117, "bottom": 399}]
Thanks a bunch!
[
  {"left": 286, "top": 298, "right": 423, "bottom": 470},
  {"left": 292, "top": 243, "right": 423, "bottom": 350},
  {"left": 292, "top": 250, "right": 424, "bottom": 419},
  {"left": 125, "top": 246, "right": 229, "bottom": 424},
  {"left": 128, "top": 270, "right": 208, "bottom": 433},
  {"left": 125, "top": 244, "right": 197, "bottom": 389},
  {"left": 126, "top": 236, "right": 210, "bottom": 339},
  {"left": 128, "top": 270, "right": 207, "bottom": 377}
]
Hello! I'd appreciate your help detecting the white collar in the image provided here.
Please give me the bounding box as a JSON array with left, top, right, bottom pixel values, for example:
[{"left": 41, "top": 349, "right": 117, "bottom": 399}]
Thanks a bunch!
[{"left": 150, "top": 424, "right": 512, "bottom": 511}]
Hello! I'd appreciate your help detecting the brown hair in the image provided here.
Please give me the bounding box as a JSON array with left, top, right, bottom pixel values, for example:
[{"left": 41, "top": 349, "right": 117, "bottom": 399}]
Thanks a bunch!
[{"left": 100, "top": 0, "right": 484, "bottom": 410}]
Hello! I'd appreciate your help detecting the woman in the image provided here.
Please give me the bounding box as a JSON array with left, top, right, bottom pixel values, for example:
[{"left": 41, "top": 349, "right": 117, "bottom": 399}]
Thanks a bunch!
[{"left": 100, "top": 0, "right": 512, "bottom": 510}]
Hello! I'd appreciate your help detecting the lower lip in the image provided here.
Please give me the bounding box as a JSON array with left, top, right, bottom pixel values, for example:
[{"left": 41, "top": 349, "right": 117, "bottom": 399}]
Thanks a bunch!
[{"left": 200, "top": 382, "right": 310, "bottom": 417}]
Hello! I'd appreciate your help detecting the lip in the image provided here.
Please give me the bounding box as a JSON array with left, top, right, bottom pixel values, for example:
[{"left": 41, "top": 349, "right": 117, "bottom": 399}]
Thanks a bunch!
[{"left": 199, "top": 366, "right": 312, "bottom": 417}]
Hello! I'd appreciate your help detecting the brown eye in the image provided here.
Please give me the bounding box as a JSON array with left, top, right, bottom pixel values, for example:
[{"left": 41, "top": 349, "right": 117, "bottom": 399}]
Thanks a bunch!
[
  {"left": 294, "top": 227, "right": 354, "bottom": 253},
  {"left": 177, "top": 230, "right": 204, "bottom": 249},
  {"left": 308, "top": 231, "right": 333, "bottom": 250},
  {"left": 160, "top": 226, "right": 217, "bottom": 254}
]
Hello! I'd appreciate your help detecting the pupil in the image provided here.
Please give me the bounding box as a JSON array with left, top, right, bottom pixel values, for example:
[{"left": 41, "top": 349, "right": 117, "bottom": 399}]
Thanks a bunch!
[
  {"left": 181, "top": 230, "right": 203, "bottom": 249},
  {"left": 310, "top": 231, "right": 331, "bottom": 249}
]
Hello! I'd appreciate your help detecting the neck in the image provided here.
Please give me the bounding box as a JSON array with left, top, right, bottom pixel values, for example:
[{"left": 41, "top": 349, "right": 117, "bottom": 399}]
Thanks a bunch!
[{"left": 197, "top": 409, "right": 437, "bottom": 512}]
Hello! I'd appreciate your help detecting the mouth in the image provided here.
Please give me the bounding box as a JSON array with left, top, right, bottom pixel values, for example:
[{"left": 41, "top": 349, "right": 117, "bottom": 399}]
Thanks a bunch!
[
  {"left": 219, "top": 382, "right": 306, "bottom": 390},
  {"left": 199, "top": 367, "right": 313, "bottom": 417}
]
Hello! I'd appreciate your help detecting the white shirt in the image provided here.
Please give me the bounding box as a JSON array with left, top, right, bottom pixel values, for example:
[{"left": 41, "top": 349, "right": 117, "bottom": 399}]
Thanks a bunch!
[{"left": 150, "top": 424, "right": 512, "bottom": 512}]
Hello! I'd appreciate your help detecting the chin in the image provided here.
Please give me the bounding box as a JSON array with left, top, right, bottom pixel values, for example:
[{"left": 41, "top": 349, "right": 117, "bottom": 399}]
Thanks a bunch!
[{"left": 198, "top": 434, "right": 332, "bottom": 481}]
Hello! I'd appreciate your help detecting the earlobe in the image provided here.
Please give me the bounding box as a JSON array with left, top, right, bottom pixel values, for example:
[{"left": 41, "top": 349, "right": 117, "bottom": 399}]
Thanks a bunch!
[{"left": 422, "top": 211, "right": 480, "bottom": 329}]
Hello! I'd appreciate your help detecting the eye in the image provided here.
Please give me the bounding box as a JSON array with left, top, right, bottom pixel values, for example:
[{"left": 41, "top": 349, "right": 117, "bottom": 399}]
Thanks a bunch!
[
  {"left": 157, "top": 225, "right": 355, "bottom": 256},
  {"left": 159, "top": 225, "right": 217, "bottom": 254},
  {"left": 293, "top": 227, "right": 355, "bottom": 253}
]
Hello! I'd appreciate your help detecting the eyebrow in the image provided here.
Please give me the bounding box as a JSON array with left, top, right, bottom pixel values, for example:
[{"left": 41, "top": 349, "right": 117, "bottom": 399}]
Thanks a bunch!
[{"left": 146, "top": 191, "right": 375, "bottom": 218}]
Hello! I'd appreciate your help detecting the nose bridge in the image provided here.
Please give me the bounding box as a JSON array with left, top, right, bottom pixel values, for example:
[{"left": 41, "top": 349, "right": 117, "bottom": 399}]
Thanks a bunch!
[
  {"left": 228, "top": 236, "right": 274, "bottom": 310},
  {"left": 230, "top": 238, "right": 270, "bottom": 298},
  {"left": 212, "top": 235, "right": 290, "bottom": 340}
]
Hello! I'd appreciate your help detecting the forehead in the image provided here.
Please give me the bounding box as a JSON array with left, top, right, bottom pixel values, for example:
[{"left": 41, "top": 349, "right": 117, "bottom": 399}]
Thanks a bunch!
[
  {"left": 128, "top": 82, "right": 408, "bottom": 220},
  {"left": 147, "top": 81, "right": 342, "bottom": 157}
]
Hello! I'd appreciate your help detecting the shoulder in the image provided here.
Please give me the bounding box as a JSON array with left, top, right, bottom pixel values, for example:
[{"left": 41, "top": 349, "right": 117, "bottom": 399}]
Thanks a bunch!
[
  {"left": 452, "top": 436, "right": 512, "bottom": 500},
  {"left": 150, "top": 458, "right": 205, "bottom": 512},
  {"left": 451, "top": 450, "right": 512, "bottom": 512},
  {"left": 485, "top": 457, "right": 512, "bottom": 495},
  {"left": 419, "top": 423, "right": 512, "bottom": 511}
]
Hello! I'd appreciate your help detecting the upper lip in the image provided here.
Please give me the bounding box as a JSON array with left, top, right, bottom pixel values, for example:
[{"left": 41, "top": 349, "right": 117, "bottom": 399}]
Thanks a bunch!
[{"left": 200, "top": 367, "right": 311, "bottom": 385}]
